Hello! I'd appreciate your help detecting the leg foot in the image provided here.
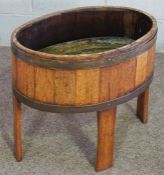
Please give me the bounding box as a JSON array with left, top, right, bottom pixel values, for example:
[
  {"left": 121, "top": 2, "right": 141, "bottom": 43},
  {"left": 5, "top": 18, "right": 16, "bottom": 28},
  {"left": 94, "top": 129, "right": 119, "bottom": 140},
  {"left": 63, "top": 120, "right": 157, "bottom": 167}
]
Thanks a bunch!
[
  {"left": 13, "top": 95, "right": 22, "bottom": 161},
  {"left": 96, "top": 108, "right": 116, "bottom": 172},
  {"left": 137, "top": 88, "right": 149, "bottom": 123}
]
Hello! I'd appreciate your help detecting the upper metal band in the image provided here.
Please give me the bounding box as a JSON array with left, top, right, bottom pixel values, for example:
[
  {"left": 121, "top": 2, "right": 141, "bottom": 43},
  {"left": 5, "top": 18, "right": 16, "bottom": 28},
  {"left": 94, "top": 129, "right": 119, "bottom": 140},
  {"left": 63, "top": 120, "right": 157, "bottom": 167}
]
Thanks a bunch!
[
  {"left": 13, "top": 74, "right": 153, "bottom": 113},
  {"left": 11, "top": 34, "right": 157, "bottom": 70}
]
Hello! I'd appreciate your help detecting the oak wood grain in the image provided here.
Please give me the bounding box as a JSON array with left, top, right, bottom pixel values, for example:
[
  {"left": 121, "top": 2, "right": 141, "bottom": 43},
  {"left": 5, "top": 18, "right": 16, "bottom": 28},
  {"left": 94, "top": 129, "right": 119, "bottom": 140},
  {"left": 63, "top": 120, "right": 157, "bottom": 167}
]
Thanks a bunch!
[
  {"left": 135, "top": 51, "right": 148, "bottom": 86},
  {"left": 54, "top": 70, "right": 76, "bottom": 105},
  {"left": 35, "top": 67, "right": 54, "bottom": 103},
  {"left": 76, "top": 69, "right": 100, "bottom": 105},
  {"left": 147, "top": 45, "right": 156, "bottom": 77}
]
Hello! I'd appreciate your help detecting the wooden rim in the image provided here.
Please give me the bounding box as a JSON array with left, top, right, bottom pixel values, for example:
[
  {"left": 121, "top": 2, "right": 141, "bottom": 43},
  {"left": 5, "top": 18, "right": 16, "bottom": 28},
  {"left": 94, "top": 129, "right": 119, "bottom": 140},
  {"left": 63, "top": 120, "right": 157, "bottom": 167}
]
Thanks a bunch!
[
  {"left": 13, "top": 74, "right": 153, "bottom": 113},
  {"left": 12, "top": 34, "right": 156, "bottom": 70},
  {"left": 11, "top": 6, "right": 158, "bottom": 69}
]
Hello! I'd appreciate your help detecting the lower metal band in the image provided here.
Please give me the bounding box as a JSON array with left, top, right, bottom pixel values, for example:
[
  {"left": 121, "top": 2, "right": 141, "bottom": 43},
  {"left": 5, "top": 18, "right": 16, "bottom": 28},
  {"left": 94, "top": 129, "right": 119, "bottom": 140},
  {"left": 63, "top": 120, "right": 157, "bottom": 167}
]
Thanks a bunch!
[{"left": 13, "top": 74, "right": 153, "bottom": 113}]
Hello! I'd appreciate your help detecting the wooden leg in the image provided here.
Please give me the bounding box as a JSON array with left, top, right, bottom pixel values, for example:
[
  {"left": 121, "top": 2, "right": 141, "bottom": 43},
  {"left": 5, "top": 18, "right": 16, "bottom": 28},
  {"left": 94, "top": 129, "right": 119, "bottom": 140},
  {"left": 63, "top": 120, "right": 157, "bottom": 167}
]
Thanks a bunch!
[
  {"left": 96, "top": 108, "right": 116, "bottom": 172},
  {"left": 13, "top": 95, "right": 22, "bottom": 161},
  {"left": 137, "top": 88, "right": 149, "bottom": 123}
]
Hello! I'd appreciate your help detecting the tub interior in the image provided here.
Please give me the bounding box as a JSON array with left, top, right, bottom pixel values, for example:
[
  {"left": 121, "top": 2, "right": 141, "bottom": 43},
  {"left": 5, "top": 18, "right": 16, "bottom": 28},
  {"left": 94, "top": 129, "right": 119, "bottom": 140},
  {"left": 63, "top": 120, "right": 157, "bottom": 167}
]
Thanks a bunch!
[{"left": 16, "top": 8, "right": 153, "bottom": 51}]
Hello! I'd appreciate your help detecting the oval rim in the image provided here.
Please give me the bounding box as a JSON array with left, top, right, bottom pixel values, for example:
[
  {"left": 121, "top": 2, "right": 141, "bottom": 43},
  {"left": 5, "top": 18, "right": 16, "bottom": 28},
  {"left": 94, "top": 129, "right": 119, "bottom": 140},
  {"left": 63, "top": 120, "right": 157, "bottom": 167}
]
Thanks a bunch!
[{"left": 11, "top": 6, "right": 158, "bottom": 62}]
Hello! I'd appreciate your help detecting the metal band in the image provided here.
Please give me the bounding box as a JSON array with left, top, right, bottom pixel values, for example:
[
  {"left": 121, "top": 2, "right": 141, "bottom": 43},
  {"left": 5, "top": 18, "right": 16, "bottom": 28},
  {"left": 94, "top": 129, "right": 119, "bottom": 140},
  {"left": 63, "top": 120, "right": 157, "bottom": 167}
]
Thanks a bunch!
[
  {"left": 11, "top": 34, "right": 157, "bottom": 70},
  {"left": 13, "top": 74, "right": 153, "bottom": 113}
]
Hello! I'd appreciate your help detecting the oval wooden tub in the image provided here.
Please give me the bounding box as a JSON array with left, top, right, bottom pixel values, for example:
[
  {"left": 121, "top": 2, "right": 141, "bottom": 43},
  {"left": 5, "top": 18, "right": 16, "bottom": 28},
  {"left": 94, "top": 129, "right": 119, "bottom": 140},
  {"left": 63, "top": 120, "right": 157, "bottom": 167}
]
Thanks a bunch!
[{"left": 11, "top": 6, "right": 157, "bottom": 171}]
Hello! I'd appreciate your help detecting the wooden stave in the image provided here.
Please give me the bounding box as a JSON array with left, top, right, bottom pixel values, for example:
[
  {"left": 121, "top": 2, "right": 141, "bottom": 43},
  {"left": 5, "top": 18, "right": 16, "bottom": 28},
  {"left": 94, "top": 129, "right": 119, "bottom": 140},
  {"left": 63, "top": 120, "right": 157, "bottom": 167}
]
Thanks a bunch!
[{"left": 12, "top": 44, "right": 156, "bottom": 107}]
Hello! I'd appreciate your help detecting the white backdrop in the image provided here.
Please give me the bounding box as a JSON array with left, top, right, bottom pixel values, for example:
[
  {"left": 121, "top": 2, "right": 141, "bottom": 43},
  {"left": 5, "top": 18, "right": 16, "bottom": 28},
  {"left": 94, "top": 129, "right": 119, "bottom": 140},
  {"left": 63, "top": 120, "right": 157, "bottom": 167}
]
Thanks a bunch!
[{"left": 0, "top": 0, "right": 163, "bottom": 52}]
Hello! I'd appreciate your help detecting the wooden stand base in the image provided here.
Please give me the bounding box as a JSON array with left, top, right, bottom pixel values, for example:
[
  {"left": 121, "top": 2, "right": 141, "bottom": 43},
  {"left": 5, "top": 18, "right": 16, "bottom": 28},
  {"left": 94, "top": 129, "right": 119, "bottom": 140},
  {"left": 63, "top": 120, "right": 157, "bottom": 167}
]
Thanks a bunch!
[{"left": 13, "top": 88, "right": 150, "bottom": 171}]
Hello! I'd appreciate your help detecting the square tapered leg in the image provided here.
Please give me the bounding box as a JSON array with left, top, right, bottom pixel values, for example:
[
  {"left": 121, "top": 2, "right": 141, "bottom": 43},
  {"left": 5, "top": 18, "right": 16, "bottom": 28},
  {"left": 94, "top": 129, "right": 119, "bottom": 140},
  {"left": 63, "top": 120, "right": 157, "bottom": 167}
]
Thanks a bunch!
[
  {"left": 13, "top": 95, "right": 22, "bottom": 161},
  {"left": 137, "top": 88, "right": 149, "bottom": 123},
  {"left": 96, "top": 108, "right": 116, "bottom": 171}
]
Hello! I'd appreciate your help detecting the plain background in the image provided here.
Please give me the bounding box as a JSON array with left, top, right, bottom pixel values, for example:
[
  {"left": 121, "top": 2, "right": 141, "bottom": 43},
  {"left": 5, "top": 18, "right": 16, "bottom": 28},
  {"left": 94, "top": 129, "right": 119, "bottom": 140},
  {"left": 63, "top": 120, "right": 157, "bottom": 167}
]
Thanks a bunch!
[{"left": 0, "top": 0, "right": 163, "bottom": 52}]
